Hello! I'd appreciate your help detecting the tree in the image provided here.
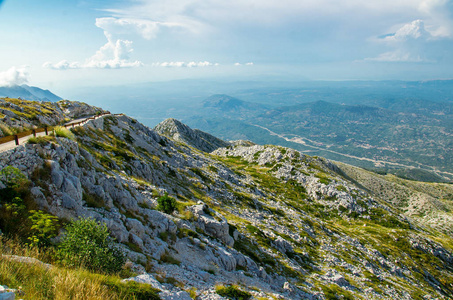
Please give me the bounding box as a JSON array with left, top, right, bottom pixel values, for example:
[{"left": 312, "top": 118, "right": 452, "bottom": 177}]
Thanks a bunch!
[{"left": 57, "top": 218, "right": 125, "bottom": 274}]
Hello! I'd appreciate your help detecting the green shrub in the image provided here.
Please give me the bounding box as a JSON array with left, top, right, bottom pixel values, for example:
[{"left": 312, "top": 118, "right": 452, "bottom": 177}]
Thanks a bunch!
[
  {"left": 216, "top": 285, "right": 251, "bottom": 300},
  {"left": 0, "top": 166, "right": 28, "bottom": 190},
  {"left": 53, "top": 126, "right": 75, "bottom": 140},
  {"left": 27, "top": 210, "right": 59, "bottom": 247},
  {"left": 57, "top": 218, "right": 125, "bottom": 274},
  {"left": 0, "top": 167, "right": 30, "bottom": 236},
  {"left": 157, "top": 193, "right": 177, "bottom": 214}
]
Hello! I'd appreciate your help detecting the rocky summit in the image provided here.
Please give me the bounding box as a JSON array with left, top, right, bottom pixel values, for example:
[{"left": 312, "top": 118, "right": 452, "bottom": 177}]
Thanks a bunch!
[{"left": 1, "top": 99, "right": 453, "bottom": 299}]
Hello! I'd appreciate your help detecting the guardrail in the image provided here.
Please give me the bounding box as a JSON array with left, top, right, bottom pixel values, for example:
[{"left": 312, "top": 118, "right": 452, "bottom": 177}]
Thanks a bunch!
[{"left": 0, "top": 113, "right": 111, "bottom": 146}]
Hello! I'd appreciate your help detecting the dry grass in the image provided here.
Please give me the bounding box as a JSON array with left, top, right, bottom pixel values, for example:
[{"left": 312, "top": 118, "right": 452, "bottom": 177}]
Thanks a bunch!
[{"left": 0, "top": 237, "right": 160, "bottom": 300}]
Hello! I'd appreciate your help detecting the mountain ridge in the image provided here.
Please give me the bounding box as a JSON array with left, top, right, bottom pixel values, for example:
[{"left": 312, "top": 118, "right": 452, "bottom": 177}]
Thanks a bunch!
[
  {"left": 0, "top": 98, "right": 452, "bottom": 299},
  {"left": 0, "top": 84, "right": 62, "bottom": 102}
]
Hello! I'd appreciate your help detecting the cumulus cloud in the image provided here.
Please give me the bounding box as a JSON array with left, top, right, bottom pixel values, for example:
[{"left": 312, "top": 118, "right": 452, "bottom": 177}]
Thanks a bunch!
[
  {"left": 0, "top": 66, "right": 30, "bottom": 87},
  {"left": 152, "top": 61, "right": 218, "bottom": 67},
  {"left": 84, "top": 34, "right": 143, "bottom": 68},
  {"left": 366, "top": 19, "right": 445, "bottom": 62},
  {"left": 44, "top": 23, "right": 143, "bottom": 70},
  {"left": 383, "top": 20, "right": 432, "bottom": 42}
]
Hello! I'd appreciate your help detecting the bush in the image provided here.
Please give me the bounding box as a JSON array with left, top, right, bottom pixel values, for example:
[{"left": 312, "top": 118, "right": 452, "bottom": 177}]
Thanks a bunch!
[
  {"left": 157, "top": 193, "right": 177, "bottom": 214},
  {"left": 53, "top": 126, "right": 75, "bottom": 140},
  {"left": 0, "top": 167, "right": 30, "bottom": 236},
  {"left": 216, "top": 285, "right": 252, "bottom": 300},
  {"left": 27, "top": 210, "right": 59, "bottom": 247},
  {"left": 57, "top": 218, "right": 125, "bottom": 274},
  {"left": 0, "top": 166, "right": 28, "bottom": 190}
]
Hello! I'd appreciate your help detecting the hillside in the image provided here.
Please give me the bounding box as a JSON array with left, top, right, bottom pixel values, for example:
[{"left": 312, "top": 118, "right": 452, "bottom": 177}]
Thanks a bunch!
[{"left": 0, "top": 99, "right": 453, "bottom": 299}]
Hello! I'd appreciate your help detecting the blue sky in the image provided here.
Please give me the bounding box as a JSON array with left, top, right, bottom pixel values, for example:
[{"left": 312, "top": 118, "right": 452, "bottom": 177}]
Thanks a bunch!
[{"left": 1, "top": 0, "right": 453, "bottom": 91}]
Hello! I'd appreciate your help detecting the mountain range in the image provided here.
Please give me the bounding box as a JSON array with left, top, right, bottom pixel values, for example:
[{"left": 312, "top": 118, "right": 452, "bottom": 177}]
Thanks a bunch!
[
  {"left": 0, "top": 84, "right": 62, "bottom": 102},
  {"left": 1, "top": 97, "right": 453, "bottom": 299}
]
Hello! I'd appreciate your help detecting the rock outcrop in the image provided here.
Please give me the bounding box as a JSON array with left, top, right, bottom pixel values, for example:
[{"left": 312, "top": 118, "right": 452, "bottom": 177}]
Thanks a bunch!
[{"left": 154, "top": 118, "right": 230, "bottom": 152}]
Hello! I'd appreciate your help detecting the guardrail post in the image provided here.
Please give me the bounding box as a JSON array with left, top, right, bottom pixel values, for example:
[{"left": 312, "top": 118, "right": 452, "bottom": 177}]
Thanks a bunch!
[
  {"left": 14, "top": 135, "right": 19, "bottom": 145},
  {"left": 45, "top": 127, "right": 48, "bottom": 135},
  {"left": 32, "top": 129, "right": 36, "bottom": 137}
]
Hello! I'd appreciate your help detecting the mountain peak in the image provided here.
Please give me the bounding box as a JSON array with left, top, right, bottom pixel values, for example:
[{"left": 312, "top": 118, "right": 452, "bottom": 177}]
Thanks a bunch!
[
  {"left": 154, "top": 118, "right": 230, "bottom": 152},
  {"left": 202, "top": 94, "right": 265, "bottom": 111}
]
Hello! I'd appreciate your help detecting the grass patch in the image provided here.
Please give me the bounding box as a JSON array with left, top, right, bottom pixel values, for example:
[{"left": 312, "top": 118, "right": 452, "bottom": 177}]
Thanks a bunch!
[
  {"left": 27, "top": 135, "right": 56, "bottom": 145},
  {"left": 216, "top": 285, "right": 251, "bottom": 300},
  {"left": 53, "top": 126, "right": 75, "bottom": 140}
]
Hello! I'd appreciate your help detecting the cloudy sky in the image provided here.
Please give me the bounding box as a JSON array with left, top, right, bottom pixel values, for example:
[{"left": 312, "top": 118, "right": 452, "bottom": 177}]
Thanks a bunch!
[{"left": 1, "top": 0, "right": 453, "bottom": 90}]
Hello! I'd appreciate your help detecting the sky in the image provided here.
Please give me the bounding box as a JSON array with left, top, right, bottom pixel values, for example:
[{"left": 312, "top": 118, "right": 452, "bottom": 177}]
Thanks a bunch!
[{"left": 1, "top": 0, "right": 453, "bottom": 93}]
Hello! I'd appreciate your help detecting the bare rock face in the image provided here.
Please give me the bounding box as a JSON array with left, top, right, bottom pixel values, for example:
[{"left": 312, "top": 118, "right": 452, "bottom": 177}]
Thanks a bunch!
[{"left": 190, "top": 204, "right": 234, "bottom": 247}]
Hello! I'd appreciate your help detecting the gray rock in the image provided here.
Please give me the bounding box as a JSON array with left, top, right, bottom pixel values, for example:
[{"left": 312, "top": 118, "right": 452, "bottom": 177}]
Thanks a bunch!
[{"left": 30, "top": 187, "right": 49, "bottom": 210}]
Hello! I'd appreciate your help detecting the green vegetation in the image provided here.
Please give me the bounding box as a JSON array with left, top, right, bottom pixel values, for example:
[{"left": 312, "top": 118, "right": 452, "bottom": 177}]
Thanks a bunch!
[
  {"left": 53, "top": 126, "right": 75, "bottom": 140},
  {"left": 0, "top": 237, "right": 160, "bottom": 300},
  {"left": 27, "top": 135, "right": 56, "bottom": 145},
  {"left": 216, "top": 285, "right": 251, "bottom": 300},
  {"left": 57, "top": 218, "right": 125, "bottom": 274},
  {"left": 27, "top": 210, "right": 59, "bottom": 247},
  {"left": 157, "top": 193, "right": 177, "bottom": 214}
]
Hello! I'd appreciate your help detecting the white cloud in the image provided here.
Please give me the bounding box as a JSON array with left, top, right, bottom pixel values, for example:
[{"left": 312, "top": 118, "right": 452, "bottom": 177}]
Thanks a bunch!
[
  {"left": 0, "top": 66, "right": 30, "bottom": 87},
  {"left": 365, "top": 51, "right": 425, "bottom": 62},
  {"left": 95, "top": 17, "right": 185, "bottom": 40},
  {"left": 366, "top": 19, "right": 446, "bottom": 62},
  {"left": 234, "top": 62, "right": 254, "bottom": 66},
  {"left": 383, "top": 20, "right": 431, "bottom": 42},
  {"left": 84, "top": 33, "right": 143, "bottom": 69},
  {"left": 152, "top": 61, "right": 217, "bottom": 67},
  {"left": 43, "top": 60, "right": 80, "bottom": 70},
  {"left": 44, "top": 27, "right": 143, "bottom": 70}
]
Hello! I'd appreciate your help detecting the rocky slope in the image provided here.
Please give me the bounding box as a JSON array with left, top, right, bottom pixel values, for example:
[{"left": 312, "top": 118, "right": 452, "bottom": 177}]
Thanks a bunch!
[
  {"left": 1, "top": 99, "right": 453, "bottom": 299},
  {"left": 0, "top": 98, "right": 107, "bottom": 137}
]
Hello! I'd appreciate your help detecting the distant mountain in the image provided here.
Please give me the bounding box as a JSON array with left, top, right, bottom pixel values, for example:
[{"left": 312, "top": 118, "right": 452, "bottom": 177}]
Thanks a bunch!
[
  {"left": 154, "top": 118, "right": 230, "bottom": 153},
  {"left": 203, "top": 94, "right": 266, "bottom": 112},
  {"left": 0, "top": 84, "right": 62, "bottom": 102}
]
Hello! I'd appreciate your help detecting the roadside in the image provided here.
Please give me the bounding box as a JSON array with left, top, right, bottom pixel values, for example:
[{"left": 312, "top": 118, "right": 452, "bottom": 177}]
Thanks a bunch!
[{"left": 0, "top": 114, "right": 110, "bottom": 153}]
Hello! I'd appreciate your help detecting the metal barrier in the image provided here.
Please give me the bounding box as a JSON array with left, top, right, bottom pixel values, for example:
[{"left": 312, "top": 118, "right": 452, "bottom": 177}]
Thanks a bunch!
[{"left": 0, "top": 113, "right": 110, "bottom": 146}]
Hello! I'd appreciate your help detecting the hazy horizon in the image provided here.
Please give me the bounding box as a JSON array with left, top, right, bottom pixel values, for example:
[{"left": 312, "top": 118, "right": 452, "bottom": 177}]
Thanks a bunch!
[{"left": 1, "top": 0, "right": 453, "bottom": 94}]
